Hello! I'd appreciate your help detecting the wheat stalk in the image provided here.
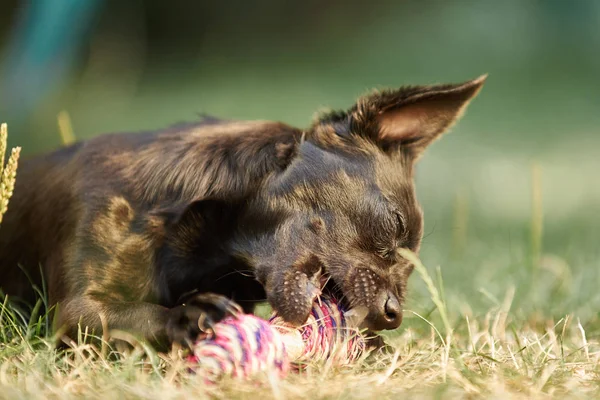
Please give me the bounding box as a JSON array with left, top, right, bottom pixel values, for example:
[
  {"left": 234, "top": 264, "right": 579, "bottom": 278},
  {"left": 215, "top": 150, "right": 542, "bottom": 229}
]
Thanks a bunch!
[
  {"left": 0, "top": 123, "right": 7, "bottom": 171},
  {"left": 0, "top": 123, "right": 21, "bottom": 225}
]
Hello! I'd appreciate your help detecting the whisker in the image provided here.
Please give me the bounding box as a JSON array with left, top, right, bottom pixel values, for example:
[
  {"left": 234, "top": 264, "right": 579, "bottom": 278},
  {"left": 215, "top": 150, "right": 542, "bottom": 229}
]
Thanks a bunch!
[
  {"left": 420, "top": 223, "right": 437, "bottom": 243},
  {"left": 320, "top": 274, "right": 332, "bottom": 291}
]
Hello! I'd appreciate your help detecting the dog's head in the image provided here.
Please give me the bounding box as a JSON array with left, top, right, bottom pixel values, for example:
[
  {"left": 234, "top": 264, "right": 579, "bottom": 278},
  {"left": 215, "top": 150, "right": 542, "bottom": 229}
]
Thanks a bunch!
[
  {"left": 160, "top": 76, "right": 485, "bottom": 331},
  {"left": 243, "top": 76, "right": 486, "bottom": 330}
]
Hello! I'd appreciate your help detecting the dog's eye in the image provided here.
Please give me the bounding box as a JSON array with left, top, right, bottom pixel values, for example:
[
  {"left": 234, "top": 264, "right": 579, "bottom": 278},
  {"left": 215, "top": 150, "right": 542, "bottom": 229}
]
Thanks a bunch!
[
  {"left": 377, "top": 247, "right": 396, "bottom": 260},
  {"left": 375, "top": 212, "right": 405, "bottom": 261},
  {"left": 394, "top": 211, "right": 406, "bottom": 238}
]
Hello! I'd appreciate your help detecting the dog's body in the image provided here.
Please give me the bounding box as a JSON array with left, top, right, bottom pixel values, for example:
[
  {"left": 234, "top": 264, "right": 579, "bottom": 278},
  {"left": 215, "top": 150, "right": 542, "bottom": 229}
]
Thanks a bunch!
[{"left": 0, "top": 76, "right": 485, "bottom": 348}]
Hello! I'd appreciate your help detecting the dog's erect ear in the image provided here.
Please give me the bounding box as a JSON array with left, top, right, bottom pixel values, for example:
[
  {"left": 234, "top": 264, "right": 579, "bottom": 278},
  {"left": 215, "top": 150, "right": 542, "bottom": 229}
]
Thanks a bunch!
[
  {"left": 365, "top": 75, "right": 486, "bottom": 158},
  {"left": 317, "top": 75, "right": 486, "bottom": 159}
]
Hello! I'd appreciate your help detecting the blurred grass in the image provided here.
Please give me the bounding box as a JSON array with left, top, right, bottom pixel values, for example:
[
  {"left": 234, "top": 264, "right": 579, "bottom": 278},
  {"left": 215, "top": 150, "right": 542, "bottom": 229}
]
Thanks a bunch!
[{"left": 4, "top": 1, "right": 600, "bottom": 153}]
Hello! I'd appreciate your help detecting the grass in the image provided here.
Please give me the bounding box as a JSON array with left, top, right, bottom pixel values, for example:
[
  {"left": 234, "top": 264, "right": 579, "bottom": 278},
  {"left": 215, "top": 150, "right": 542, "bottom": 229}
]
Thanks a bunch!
[
  {"left": 1, "top": 258, "right": 598, "bottom": 399},
  {"left": 0, "top": 321, "right": 597, "bottom": 399}
]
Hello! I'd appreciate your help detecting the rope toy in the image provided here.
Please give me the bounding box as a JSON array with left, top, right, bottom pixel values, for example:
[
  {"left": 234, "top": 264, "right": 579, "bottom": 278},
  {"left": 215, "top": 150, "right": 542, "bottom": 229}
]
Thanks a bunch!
[{"left": 187, "top": 295, "right": 366, "bottom": 380}]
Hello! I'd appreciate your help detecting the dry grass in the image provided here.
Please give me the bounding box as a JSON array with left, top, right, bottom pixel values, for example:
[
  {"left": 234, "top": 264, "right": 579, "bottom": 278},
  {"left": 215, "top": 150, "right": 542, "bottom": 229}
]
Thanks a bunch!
[{"left": 0, "top": 325, "right": 597, "bottom": 400}]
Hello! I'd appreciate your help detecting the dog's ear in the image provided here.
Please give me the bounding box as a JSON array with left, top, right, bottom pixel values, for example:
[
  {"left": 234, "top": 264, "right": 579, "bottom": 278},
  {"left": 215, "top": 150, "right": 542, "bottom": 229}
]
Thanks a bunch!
[
  {"left": 365, "top": 75, "right": 486, "bottom": 158},
  {"left": 156, "top": 199, "right": 218, "bottom": 226},
  {"left": 317, "top": 75, "right": 486, "bottom": 160},
  {"left": 152, "top": 198, "right": 237, "bottom": 240}
]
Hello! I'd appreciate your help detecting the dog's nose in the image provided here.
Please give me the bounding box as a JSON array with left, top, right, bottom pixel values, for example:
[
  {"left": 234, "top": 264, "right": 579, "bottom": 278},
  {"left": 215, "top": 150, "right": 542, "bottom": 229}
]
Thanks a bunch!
[
  {"left": 370, "top": 291, "right": 403, "bottom": 330},
  {"left": 384, "top": 294, "right": 401, "bottom": 324}
]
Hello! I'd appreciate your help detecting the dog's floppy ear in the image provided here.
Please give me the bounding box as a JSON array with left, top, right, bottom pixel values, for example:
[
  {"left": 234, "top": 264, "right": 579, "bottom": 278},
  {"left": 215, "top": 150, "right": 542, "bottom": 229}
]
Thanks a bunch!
[
  {"left": 317, "top": 75, "right": 486, "bottom": 159},
  {"left": 151, "top": 198, "right": 237, "bottom": 242},
  {"left": 156, "top": 199, "right": 220, "bottom": 227}
]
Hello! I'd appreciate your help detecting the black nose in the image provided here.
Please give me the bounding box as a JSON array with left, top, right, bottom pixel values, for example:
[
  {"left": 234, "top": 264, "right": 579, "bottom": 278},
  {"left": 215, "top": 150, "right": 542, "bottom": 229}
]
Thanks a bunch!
[
  {"left": 370, "top": 291, "right": 403, "bottom": 330},
  {"left": 384, "top": 295, "right": 401, "bottom": 324}
]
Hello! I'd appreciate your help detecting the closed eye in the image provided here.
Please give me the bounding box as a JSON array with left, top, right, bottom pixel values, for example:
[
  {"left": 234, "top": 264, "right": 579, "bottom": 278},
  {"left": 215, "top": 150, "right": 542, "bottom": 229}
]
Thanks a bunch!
[
  {"left": 394, "top": 211, "right": 407, "bottom": 240},
  {"left": 377, "top": 248, "right": 396, "bottom": 260},
  {"left": 373, "top": 211, "right": 406, "bottom": 260}
]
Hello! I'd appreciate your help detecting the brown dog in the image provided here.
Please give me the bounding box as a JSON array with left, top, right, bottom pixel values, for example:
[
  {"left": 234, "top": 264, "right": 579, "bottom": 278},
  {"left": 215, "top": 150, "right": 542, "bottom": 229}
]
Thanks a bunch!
[{"left": 0, "top": 76, "right": 485, "bottom": 349}]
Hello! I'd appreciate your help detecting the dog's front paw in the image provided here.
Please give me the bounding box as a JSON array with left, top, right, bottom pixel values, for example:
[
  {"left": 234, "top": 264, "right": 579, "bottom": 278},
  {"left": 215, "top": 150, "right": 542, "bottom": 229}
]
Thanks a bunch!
[{"left": 166, "top": 293, "right": 241, "bottom": 347}]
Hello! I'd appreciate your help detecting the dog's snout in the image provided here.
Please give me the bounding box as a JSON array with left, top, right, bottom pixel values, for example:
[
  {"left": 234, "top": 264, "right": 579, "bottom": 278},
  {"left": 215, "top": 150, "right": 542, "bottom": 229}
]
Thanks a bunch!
[
  {"left": 369, "top": 291, "right": 402, "bottom": 330},
  {"left": 346, "top": 267, "right": 403, "bottom": 330}
]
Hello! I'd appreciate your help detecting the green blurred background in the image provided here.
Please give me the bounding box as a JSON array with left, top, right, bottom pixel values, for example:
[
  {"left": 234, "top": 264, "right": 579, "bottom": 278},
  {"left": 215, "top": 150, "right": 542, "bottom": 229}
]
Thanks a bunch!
[{"left": 0, "top": 1, "right": 599, "bottom": 326}]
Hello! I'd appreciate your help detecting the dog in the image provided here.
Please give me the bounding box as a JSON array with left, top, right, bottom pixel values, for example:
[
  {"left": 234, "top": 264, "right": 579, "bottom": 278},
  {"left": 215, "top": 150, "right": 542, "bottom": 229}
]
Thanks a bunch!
[{"left": 0, "top": 75, "right": 486, "bottom": 349}]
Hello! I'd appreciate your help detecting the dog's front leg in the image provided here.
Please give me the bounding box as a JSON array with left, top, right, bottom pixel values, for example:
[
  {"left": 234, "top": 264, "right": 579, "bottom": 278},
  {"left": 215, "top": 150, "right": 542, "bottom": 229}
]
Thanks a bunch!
[
  {"left": 58, "top": 296, "right": 171, "bottom": 348},
  {"left": 58, "top": 293, "right": 240, "bottom": 350},
  {"left": 56, "top": 196, "right": 243, "bottom": 349}
]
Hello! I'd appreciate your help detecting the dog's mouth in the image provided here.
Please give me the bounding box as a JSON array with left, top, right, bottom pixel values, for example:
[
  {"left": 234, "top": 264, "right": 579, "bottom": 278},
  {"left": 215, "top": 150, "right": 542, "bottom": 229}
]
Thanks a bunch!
[{"left": 313, "top": 269, "right": 369, "bottom": 329}]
